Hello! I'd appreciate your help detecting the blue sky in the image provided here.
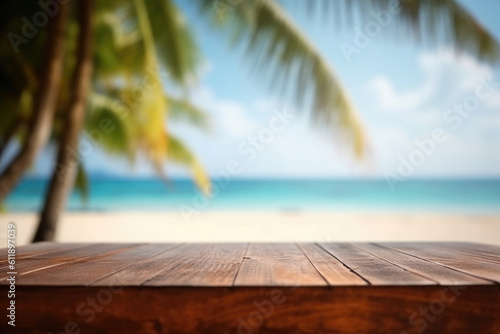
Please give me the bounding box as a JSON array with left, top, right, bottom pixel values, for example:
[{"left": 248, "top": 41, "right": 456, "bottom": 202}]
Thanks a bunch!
[{"left": 17, "top": 0, "right": 500, "bottom": 179}]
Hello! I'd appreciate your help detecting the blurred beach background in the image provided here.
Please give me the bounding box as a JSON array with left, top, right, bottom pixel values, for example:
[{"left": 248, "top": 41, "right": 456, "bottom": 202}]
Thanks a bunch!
[
  {"left": 1, "top": 0, "right": 500, "bottom": 245},
  {"left": 3, "top": 179, "right": 500, "bottom": 245}
]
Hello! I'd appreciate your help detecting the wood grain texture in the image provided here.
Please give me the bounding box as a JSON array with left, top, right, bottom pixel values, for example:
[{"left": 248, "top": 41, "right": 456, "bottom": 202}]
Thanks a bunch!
[
  {"left": 7, "top": 285, "right": 500, "bottom": 334},
  {"left": 234, "top": 243, "right": 327, "bottom": 286},
  {"left": 299, "top": 243, "right": 367, "bottom": 286},
  {"left": 0, "top": 242, "right": 85, "bottom": 264},
  {"left": 92, "top": 243, "right": 183, "bottom": 286},
  {"left": 384, "top": 242, "right": 500, "bottom": 283},
  {"left": 1, "top": 242, "right": 499, "bottom": 333},
  {"left": 359, "top": 243, "right": 490, "bottom": 285},
  {"left": 320, "top": 243, "right": 435, "bottom": 285},
  {"left": 433, "top": 242, "right": 500, "bottom": 265},
  {"left": 454, "top": 242, "right": 500, "bottom": 255},
  {"left": 143, "top": 243, "right": 248, "bottom": 286},
  {"left": 15, "top": 244, "right": 166, "bottom": 286},
  {"left": 0, "top": 243, "right": 141, "bottom": 283}
]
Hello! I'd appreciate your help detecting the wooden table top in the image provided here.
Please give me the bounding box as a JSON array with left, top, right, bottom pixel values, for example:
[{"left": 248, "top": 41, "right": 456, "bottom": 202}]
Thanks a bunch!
[
  {"left": 2, "top": 242, "right": 499, "bottom": 333},
  {"left": 2, "top": 242, "right": 499, "bottom": 287}
]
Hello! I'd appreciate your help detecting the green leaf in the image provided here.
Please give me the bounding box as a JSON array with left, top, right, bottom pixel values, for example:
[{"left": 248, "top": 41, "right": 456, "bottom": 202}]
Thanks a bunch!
[
  {"left": 200, "top": 0, "right": 366, "bottom": 156},
  {"left": 167, "top": 94, "right": 210, "bottom": 130},
  {"left": 144, "top": 0, "right": 200, "bottom": 83},
  {"left": 168, "top": 134, "right": 211, "bottom": 195},
  {"left": 291, "top": 0, "right": 500, "bottom": 63},
  {"left": 86, "top": 92, "right": 134, "bottom": 157},
  {"left": 133, "top": 0, "right": 169, "bottom": 169}
]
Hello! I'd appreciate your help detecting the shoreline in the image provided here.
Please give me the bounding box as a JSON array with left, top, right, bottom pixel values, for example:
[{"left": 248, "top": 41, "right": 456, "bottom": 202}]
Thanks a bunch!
[
  {"left": 4, "top": 205, "right": 500, "bottom": 216},
  {"left": 1, "top": 211, "right": 499, "bottom": 246}
]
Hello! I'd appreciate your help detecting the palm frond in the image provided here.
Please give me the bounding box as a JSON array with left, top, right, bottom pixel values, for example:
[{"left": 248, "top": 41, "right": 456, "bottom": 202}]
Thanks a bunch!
[
  {"left": 168, "top": 134, "right": 211, "bottom": 195},
  {"left": 86, "top": 92, "right": 134, "bottom": 157},
  {"left": 200, "top": 0, "right": 366, "bottom": 156},
  {"left": 93, "top": 12, "right": 141, "bottom": 77},
  {"left": 87, "top": 91, "right": 210, "bottom": 193},
  {"left": 167, "top": 94, "right": 210, "bottom": 130},
  {"left": 294, "top": 0, "right": 500, "bottom": 63},
  {"left": 133, "top": 0, "right": 169, "bottom": 169},
  {"left": 144, "top": 0, "right": 200, "bottom": 83}
]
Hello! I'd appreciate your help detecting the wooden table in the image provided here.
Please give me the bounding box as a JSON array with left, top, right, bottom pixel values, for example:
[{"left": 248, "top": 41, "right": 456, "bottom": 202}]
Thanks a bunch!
[{"left": 1, "top": 242, "right": 499, "bottom": 333}]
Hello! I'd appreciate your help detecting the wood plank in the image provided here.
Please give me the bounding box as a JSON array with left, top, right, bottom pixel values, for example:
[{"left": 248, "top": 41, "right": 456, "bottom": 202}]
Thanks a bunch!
[
  {"left": 16, "top": 244, "right": 172, "bottom": 286},
  {"left": 385, "top": 242, "right": 500, "bottom": 283},
  {"left": 2, "top": 242, "right": 500, "bottom": 333},
  {"left": 9, "top": 285, "right": 500, "bottom": 334},
  {"left": 234, "top": 243, "right": 327, "bottom": 286},
  {"left": 360, "top": 243, "right": 490, "bottom": 285},
  {"left": 0, "top": 242, "right": 86, "bottom": 263},
  {"left": 453, "top": 242, "right": 500, "bottom": 255},
  {"left": 299, "top": 243, "right": 367, "bottom": 286},
  {"left": 92, "top": 243, "right": 184, "bottom": 286},
  {"left": 143, "top": 243, "right": 247, "bottom": 286},
  {"left": 319, "top": 243, "right": 435, "bottom": 285},
  {"left": 435, "top": 242, "right": 500, "bottom": 264},
  {"left": 0, "top": 243, "right": 141, "bottom": 283}
]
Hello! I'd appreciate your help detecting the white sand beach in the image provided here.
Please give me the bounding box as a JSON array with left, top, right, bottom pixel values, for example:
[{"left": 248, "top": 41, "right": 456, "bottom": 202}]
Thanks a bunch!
[{"left": 1, "top": 211, "right": 499, "bottom": 246}]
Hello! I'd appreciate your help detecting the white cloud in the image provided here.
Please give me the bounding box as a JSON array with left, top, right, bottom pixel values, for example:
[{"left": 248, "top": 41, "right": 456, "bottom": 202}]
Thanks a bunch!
[
  {"left": 189, "top": 87, "right": 257, "bottom": 137},
  {"left": 486, "top": 90, "right": 500, "bottom": 109},
  {"left": 367, "top": 48, "right": 494, "bottom": 113},
  {"left": 366, "top": 48, "right": 500, "bottom": 177},
  {"left": 367, "top": 74, "right": 436, "bottom": 112}
]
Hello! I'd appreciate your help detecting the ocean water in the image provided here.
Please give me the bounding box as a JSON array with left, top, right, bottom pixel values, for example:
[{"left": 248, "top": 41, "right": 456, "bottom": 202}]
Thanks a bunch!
[{"left": 4, "top": 178, "right": 500, "bottom": 213}]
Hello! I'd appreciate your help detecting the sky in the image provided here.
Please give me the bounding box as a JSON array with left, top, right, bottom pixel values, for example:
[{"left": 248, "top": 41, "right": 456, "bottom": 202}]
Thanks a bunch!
[{"left": 11, "top": 0, "right": 500, "bottom": 180}]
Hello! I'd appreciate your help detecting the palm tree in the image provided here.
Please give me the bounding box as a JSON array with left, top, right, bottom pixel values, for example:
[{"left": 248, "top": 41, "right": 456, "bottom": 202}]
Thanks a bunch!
[
  {"left": 0, "top": 1, "right": 70, "bottom": 203},
  {"left": 33, "top": 0, "right": 95, "bottom": 241},
  {"left": 0, "top": 0, "right": 498, "bottom": 241},
  {"left": 33, "top": 0, "right": 211, "bottom": 241},
  {"left": 0, "top": 0, "right": 210, "bottom": 240}
]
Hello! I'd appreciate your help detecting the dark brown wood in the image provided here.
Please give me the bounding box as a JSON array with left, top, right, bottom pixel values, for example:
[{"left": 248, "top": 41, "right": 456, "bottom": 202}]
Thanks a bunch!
[
  {"left": 0, "top": 242, "right": 499, "bottom": 333},
  {"left": 234, "top": 243, "right": 326, "bottom": 286},
  {"left": 0, "top": 243, "right": 141, "bottom": 282},
  {"left": 93, "top": 243, "right": 184, "bottom": 286},
  {"left": 0, "top": 242, "right": 85, "bottom": 264},
  {"left": 143, "top": 243, "right": 248, "bottom": 286},
  {"left": 299, "top": 243, "right": 367, "bottom": 286},
  {"left": 384, "top": 242, "right": 500, "bottom": 283},
  {"left": 359, "top": 243, "right": 490, "bottom": 285},
  {"left": 15, "top": 244, "right": 164, "bottom": 286},
  {"left": 8, "top": 285, "right": 500, "bottom": 334},
  {"left": 319, "top": 243, "right": 435, "bottom": 285}
]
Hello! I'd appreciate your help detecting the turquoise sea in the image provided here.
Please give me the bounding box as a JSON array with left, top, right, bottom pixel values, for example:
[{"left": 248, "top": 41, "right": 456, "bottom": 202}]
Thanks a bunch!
[{"left": 4, "top": 178, "right": 500, "bottom": 213}]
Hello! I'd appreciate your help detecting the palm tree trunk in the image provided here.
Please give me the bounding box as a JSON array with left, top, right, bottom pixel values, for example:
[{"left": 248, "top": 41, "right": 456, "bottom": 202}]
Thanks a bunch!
[
  {"left": 0, "top": 3, "right": 69, "bottom": 203},
  {"left": 0, "top": 117, "right": 23, "bottom": 158},
  {"left": 33, "top": 0, "right": 94, "bottom": 242}
]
